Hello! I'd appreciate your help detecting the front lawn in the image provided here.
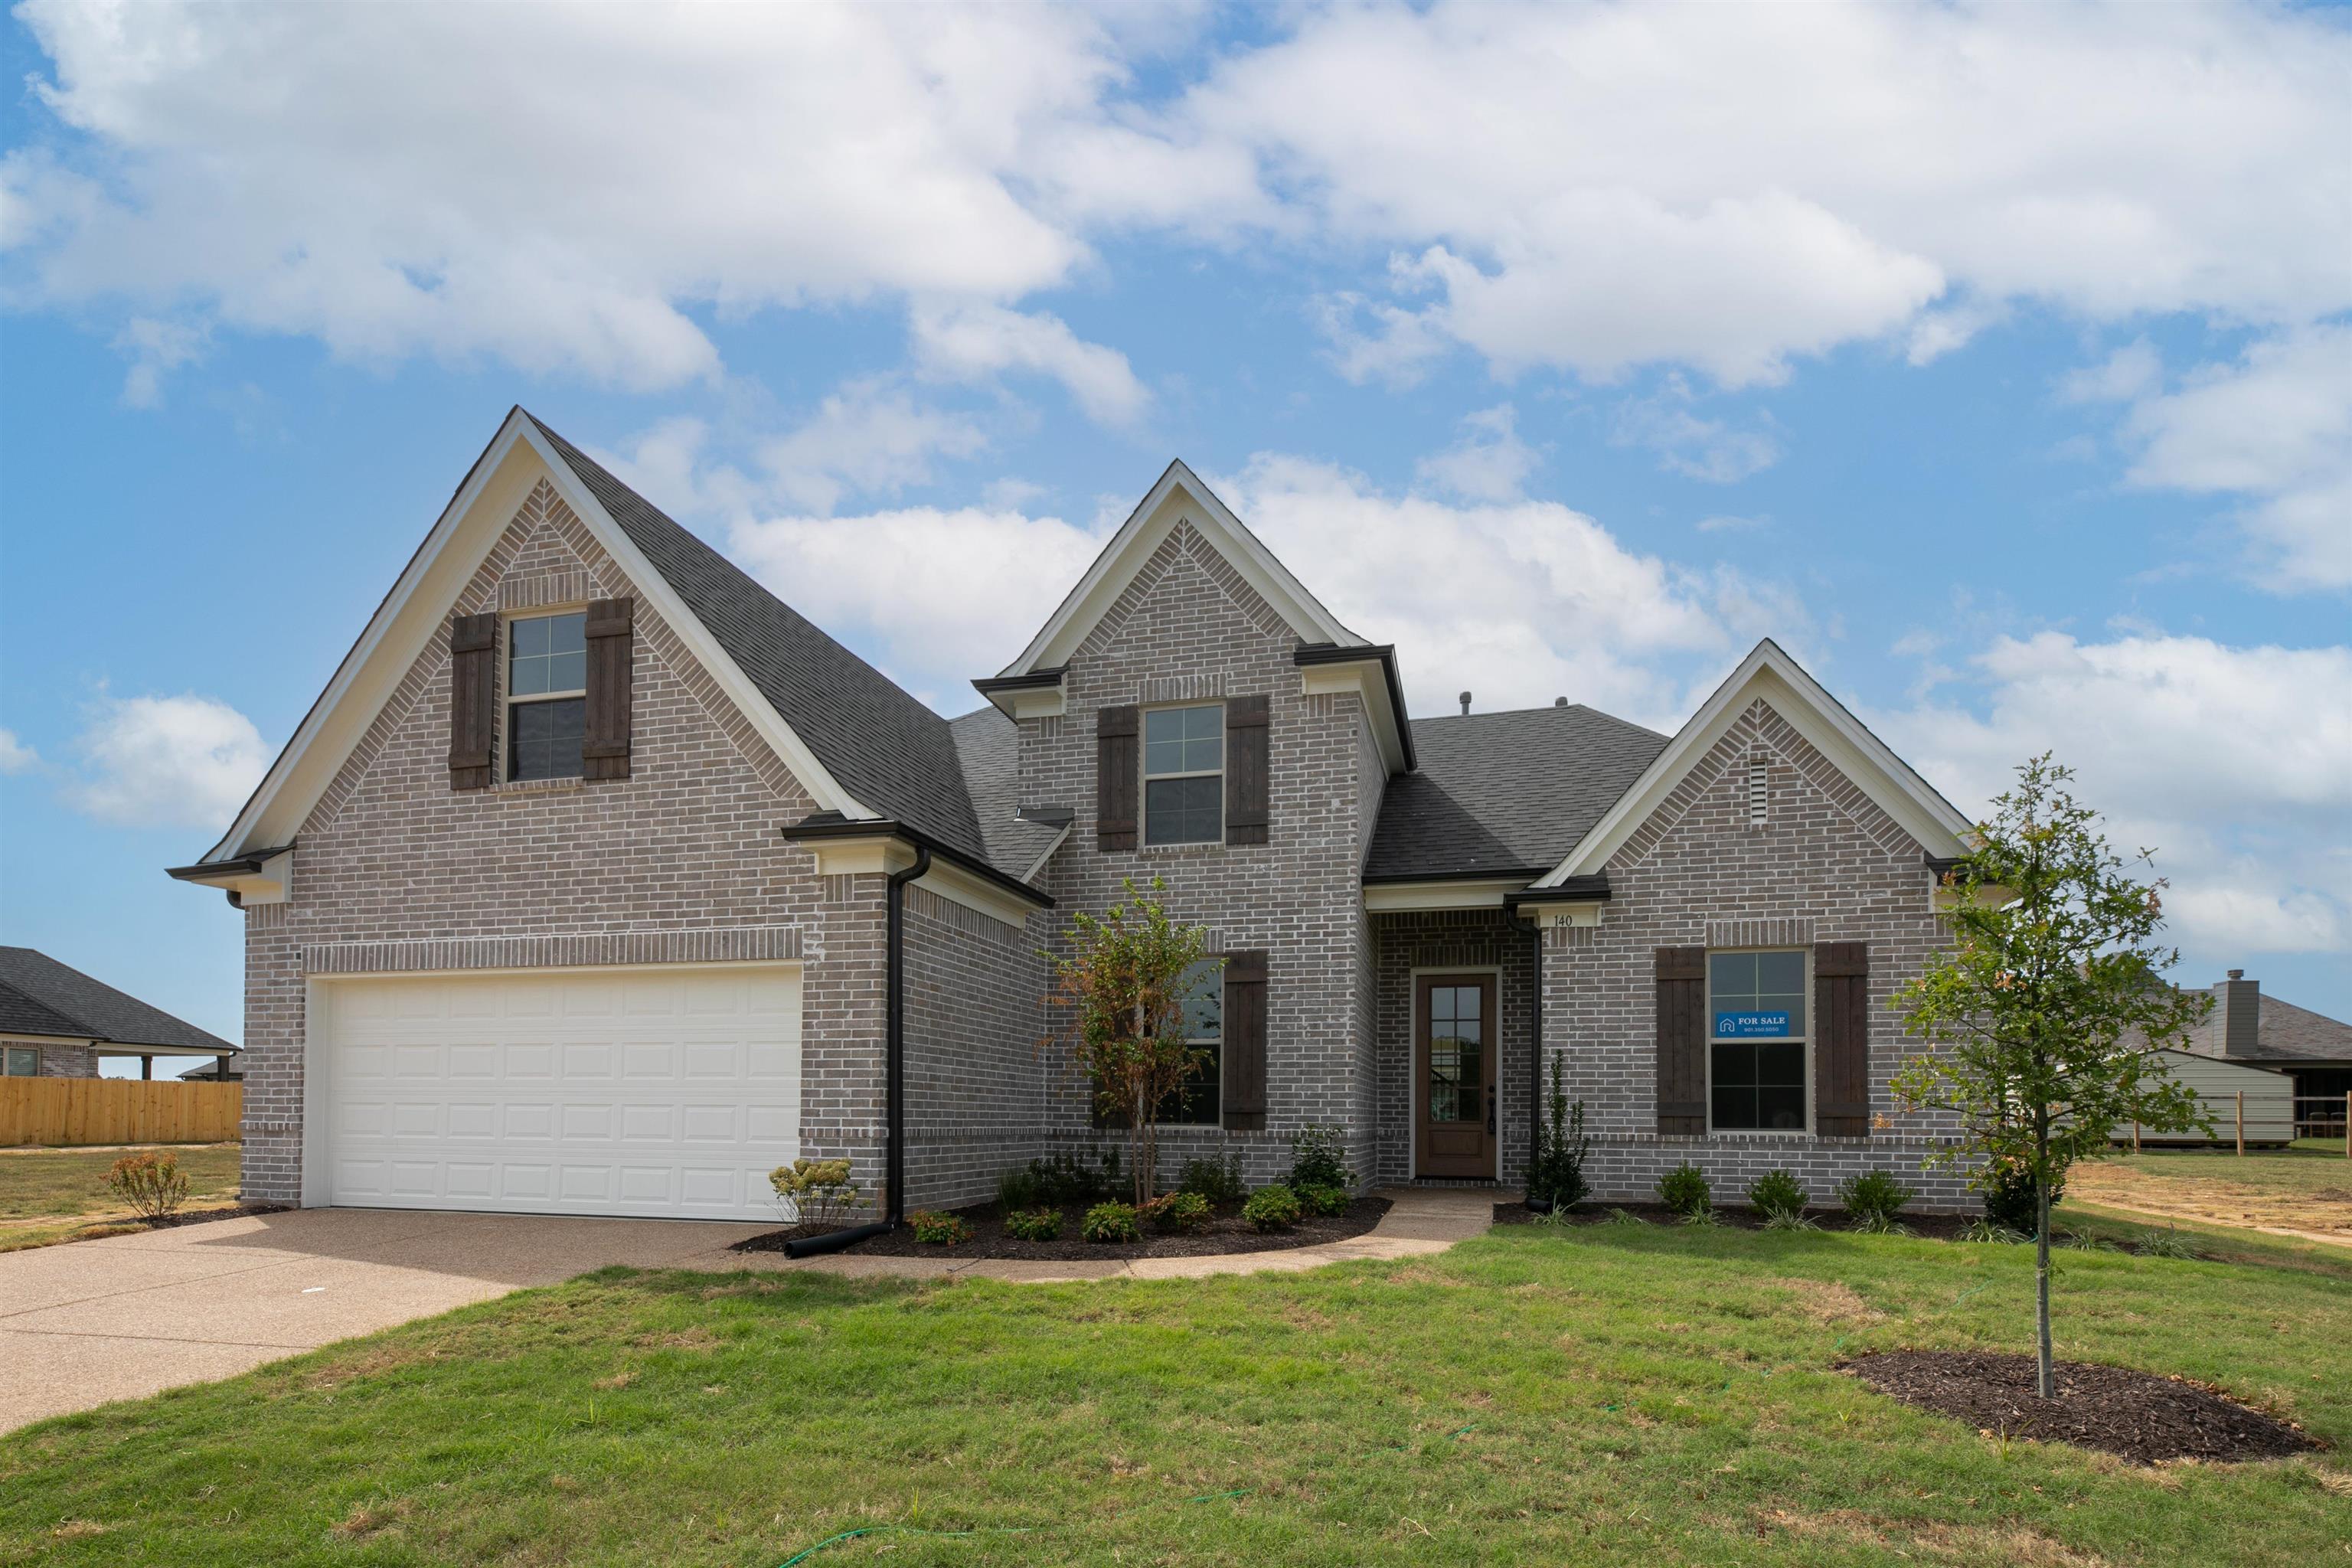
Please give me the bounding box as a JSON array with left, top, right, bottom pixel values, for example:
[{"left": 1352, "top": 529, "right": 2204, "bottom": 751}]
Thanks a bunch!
[
  {"left": 2067, "top": 1145, "right": 2352, "bottom": 1239},
  {"left": 2, "top": 1219, "right": 2344, "bottom": 1566},
  {"left": 0, "top": 1143, "right": 242, "bottom": 1253}
]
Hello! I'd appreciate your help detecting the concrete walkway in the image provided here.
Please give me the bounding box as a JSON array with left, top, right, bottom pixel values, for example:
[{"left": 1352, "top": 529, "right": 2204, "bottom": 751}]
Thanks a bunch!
[{"left": 0, "top": 1187, "right": 1494, "bottom": 1433}]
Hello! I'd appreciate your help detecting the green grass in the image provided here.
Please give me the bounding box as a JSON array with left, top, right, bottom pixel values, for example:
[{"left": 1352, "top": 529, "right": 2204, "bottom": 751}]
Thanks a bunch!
[
  {"left": 0, "top": 1144, "right": 242, "bottom": 1253},
  {"left": 3, "top": 1221, "right": 2345, "bottom": 1566}
]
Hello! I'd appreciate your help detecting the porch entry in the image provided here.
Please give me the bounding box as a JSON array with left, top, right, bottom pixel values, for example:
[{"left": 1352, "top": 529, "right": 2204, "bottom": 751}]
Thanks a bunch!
[{"left": 1415, "top": 972, "right": 1496, "bottom": 1178}]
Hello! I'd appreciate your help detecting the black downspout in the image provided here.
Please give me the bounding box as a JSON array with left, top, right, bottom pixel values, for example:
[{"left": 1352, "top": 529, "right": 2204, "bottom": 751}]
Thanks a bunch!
[
  {"left": 884, "top": 844, "right": 931, "bottom": 1227},
  {"left": 782, "top": 841, "right": 929, "bottom": 1260},
  {"left": 1526, "top": 916, "right": 1544, "bottom": 1201}
]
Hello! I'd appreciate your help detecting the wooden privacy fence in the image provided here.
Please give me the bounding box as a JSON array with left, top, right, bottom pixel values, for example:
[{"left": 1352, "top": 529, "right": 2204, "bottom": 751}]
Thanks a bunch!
[{"left": 0, "top": 1078, "right": 242, "bottom": 1147}]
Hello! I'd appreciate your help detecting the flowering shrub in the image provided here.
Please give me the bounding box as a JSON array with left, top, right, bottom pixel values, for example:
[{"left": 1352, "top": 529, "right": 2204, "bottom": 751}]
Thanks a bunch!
[
  {"left": 1082, "top": 1200, "right": 1140, "bottom": 1243},
  {"left": 1241, "top": 1184, "right": 1301, "bottom": 1233},
  {"left": 907, "top": 1210, "right": 974, "bottom": 1246},
  {"left": 109, "top": 1152, "right": 188, "bottom": 1221},
  {"left": 1004, "top": 1207, "right": 1063, "bottom": 1242},
  {"left": 1144, "top": 1191, "right": 1211, "bottom": 1233}
]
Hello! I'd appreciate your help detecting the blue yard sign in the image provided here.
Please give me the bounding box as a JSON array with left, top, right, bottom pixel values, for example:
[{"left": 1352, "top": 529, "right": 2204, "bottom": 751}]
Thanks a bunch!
[{"left": 1714, "top": 1011, "right": 1792, "bottom": 1038}]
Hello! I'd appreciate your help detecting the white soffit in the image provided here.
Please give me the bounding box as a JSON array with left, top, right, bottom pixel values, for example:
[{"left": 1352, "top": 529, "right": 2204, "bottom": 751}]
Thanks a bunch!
[
  {"left": 1534, "top": 639, "right": 1974, "bottom": 887},
  {"left": 198, "top": 409, "right": 869, "bottom": 865},
  {"left": 998, "top": 459, "right": 1364, "bottom": 677},
  {"left": 1361, "top": 877, "right": 1527, "bottom": 913}
]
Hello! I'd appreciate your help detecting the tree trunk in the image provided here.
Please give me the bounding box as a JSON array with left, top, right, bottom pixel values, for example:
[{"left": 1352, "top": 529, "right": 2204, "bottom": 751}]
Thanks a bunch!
[{"left": 2034, "top": 1171, "right": 2055, "bottom": 1399}]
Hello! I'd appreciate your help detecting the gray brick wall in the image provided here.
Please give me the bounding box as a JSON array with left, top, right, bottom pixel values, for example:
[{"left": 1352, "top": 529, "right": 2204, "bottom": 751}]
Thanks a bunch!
[
  {"left": 1024, "top": 519, "right": 1382, "bottom": 1190},
  {"left": 1540, "top": 697, "right": 1978, "bottom": 1212},
  {"left": 3, "top": 1040, "right": 99, "bottom": 1077},
  {"left": 902, "top": 887, "right": 1047, "bottom": 1209},
  {"left": 238, "top": 478, "right": 890, "bottom": 1205}
]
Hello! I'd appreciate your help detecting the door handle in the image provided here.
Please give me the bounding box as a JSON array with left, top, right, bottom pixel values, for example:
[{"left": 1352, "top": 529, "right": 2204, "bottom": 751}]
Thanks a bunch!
[{"left": 1486, "top": 1084, "right": 1497, "bottom": 1135}]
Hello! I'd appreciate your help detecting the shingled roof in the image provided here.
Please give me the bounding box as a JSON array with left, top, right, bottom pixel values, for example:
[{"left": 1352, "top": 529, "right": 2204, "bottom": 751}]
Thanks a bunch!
[
  {"left": 527, "top": 416, "right": 992, "bottom": 868},
  {"left": 2185, "top": 988, "right": 2352, "bottom": 1066},
  {"left": 0, "top": 948, "right": 237, "bottom": 1055},
  {"left": 1365, "top": 704, "right": 1671, "bottom": 881}
]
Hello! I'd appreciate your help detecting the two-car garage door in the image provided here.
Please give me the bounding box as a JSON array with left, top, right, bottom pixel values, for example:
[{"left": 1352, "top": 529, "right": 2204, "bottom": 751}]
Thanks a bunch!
[{"left": 315, "top": 964, "right": 800, "bottom": 1221}]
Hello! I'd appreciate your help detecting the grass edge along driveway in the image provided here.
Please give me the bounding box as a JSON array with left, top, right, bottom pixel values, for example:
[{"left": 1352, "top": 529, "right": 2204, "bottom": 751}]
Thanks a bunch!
[{"left": 2, "top": 1218, "right": 2345, "bottom": 1566}]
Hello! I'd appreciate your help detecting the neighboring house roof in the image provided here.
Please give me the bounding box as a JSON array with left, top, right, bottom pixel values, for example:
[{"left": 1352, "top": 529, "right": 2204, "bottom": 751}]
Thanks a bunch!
[
  {"left": 2186, "top": 989, "right": 2352, "bottom": 1066},
  {"left": 1366, "top": 705, "right": 1671, "bottom": 881},
  {"left": 0, "top": 949, "right": 237, "bottom": 1055},
  {"left": 527, "top": 418, "right": 990, "bottom": 866},
  {"left": 949, "top": 707, "right": 1067, "bottom": 880}
]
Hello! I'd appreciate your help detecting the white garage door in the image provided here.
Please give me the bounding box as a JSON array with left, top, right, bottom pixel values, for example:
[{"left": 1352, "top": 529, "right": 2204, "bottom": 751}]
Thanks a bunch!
[{"left": 316, "top": 964, "right": 799, "bottom": 1220}]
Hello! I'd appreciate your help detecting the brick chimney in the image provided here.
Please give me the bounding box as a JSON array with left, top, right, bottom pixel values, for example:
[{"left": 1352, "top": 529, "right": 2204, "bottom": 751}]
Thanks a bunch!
[{"left": 2216, "top": 969, "right": 2262, "bottom": 1057}]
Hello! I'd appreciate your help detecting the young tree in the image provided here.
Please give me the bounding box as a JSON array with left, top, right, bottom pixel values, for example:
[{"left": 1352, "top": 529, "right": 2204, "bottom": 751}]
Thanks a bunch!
[
  {"left": 1893, "top": 754, "right": 2210, "bottom": 1398},
  {"left": 1041, "top": 877, "right": 1217, "bottom": 1204}
]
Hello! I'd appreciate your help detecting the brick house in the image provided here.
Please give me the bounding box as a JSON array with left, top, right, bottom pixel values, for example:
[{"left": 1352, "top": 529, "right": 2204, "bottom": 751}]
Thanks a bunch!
[
  {"left": 171, "top": 407, "right": 1983, "bottom": 1222},
  {"left": 0, "top": 946, "right": 240, "bottom": 1081}
]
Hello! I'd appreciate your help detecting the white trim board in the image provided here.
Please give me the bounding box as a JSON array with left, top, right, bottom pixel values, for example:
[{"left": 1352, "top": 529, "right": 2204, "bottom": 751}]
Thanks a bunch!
[
  {"left": 195, "top": 409, "right": 871, "bottom": 867},
  {"left": 995, "top": 459, "right": 1364, "bottom": 678},
  {"left": 1534, "top": 639, "right": 1974, "bottom": 887}
]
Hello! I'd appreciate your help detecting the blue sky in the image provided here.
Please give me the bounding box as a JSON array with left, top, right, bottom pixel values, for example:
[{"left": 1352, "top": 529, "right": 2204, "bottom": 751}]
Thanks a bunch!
[{"left": 2, "top": 2, "right": 2347, "bottom": 1074}]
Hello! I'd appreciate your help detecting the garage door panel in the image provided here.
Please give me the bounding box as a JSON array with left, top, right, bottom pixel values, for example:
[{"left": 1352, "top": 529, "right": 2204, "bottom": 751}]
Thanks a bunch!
[{"left": 323, "top": 963, "right": 801, "bottom": 1220}]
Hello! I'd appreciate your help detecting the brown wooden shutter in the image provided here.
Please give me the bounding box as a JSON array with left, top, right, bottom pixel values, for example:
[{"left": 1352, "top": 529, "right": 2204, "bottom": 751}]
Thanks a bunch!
[
  {"left": 1220, "top": 949, "right": 1268, "bottom": 1132},
  {"left": 447, "top": 612, "right": 498, "bottom": 790},
  {"left": 1096, "top": 704, "right": 1138, "bottom": 851},
  {"left": 1224, "top": 694, "right": 1269, "bottom": 845},
  {"left": 581, "top": 596, "right": 635, "bottom": 782},
  {"left": 1813, "top": 941, "right": 1870, "bottom": 1136},
  {"left": 1655, "top": 946, "right": 1707, "bottom": 1135}
]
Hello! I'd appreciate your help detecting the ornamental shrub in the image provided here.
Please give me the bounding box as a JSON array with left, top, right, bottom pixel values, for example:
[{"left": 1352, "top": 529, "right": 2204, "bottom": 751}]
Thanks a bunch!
[
  {"left": 1004, "top": 1207, "right": 1063, "bottom": 1242},
  {"left": 1082, "top": 1200, "right": 1140, "bottom": 1243},
  {"left": 1295, "top": 1182, "right": 1348, "bottom": 1218},
  {"left": 1838, "top": 1168, "right": 1918, "bottom": 1228},
  {"left": 1746, "top": 1168, "right": 1807, "bottom": 1222},
  {"left": 995, "top": 1165, "right": 1046, "bottom": 1214},
  {"left": 1145, "top": 1191, "right": 1211, "bottom": 1233},
  {"left": 1525, "top": 1057, "right": 1592, "bottom": 1213},
  {"left": 768, "top": 1158, "right": 864, "bottom": 1229},
  {"left": 907, "top": 1210, "right": 973, "bottom": 1246},
  {"left": 1977, "top": 1156, "right": 2059, "bottom": 1235},
  {"left": 1286, "top": 1125, "right": 1351, "bottom": 1193},
  {"left": 1241, "top": 1184, "right": 1302, "bottom": 1233},
  {"left": 1657, "top": 1161, "right": 1712, "bottom": 1218},
  {"left": 1177, "top": 1154, "right": 1246, "bottom": 1207},
  {"left": 108, "top": 1152, "right": 188, "bottom": 1221}
]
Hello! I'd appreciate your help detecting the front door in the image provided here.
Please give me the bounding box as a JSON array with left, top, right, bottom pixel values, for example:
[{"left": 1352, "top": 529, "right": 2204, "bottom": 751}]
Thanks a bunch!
[{"left": 1416, "top": 973, "right": 1496, "bottom": 1178}]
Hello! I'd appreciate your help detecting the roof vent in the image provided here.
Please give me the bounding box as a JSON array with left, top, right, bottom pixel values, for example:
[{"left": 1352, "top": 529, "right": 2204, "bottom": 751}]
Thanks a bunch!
[
  {"left": 1553, "top": 697, "right": 1568, "bottom": 707},
  {"left": 1458, "top": 691, "right": 1472, "bottom": 716}
]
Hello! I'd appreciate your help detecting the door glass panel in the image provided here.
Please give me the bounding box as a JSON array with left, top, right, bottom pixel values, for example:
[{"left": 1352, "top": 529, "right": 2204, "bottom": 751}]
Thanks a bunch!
[{"left": 1428, "top": 985, "right": 1483, "bottom": 1123}]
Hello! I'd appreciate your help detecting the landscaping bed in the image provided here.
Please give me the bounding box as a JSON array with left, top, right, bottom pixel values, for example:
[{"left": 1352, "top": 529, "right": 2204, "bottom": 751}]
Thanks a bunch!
[
  {"left": 1491, "top": 1200, "right": 1975, "bottom": 1240},
  {"left": 733, "top": 1194, "right": 1390, "bottom": 1260},
  {"left": 1842, "top": 1349, "right": 2322, "bottom": 1464}
]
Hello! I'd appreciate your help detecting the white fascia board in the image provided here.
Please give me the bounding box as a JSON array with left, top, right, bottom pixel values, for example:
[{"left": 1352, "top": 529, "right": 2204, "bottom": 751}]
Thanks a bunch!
[
  {"left": 998, "top": 459, "right": 1362, "bottom": 678},
  {"left": 1362, "top": 877, "right": 1527, "bottom": 913},
  {"left": 1534, "top": 639, "right": 1975, "bottom": 887},
  {"left": 802, "top": 830, "right": 1040, "bottom": 929},
  {"left": 1299, "top": 658, "right": 1409, "bottom": 775},
  {"left": 194, "top": 410, "right": 868, "bottom": 867}
]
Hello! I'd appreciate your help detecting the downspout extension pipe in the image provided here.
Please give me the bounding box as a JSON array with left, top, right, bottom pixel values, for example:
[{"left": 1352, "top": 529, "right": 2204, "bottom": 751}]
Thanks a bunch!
[{"left": 781, "top": 840, "right": 929, "bottom": 1259}]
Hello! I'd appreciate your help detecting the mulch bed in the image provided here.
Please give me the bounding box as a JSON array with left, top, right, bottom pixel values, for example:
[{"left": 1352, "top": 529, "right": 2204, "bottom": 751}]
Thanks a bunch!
[
  {"left": 1492, "top": 1200, "right": 1975, "bottom": 1240},
  {"left": 732, "top": 1194, "right": 1391, "bottom": 1261},
  {"left": 1842, "top": 1350, "right": 2321, "bottom": 1464}
]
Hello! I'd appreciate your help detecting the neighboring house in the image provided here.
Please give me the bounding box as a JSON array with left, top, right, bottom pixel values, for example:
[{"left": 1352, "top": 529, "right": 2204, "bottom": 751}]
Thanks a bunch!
[
  {"left": 179, "top": 1057, "right": 243, "bottom": 1083},
  {"left": 2134, "top": 1048, "right": 2295, "bottom": 1147},
  {"left": 2174, "top": 970, "right": 2352, "bottom": 1136},
  {"left": 170, "top": 407, "right": 1988, "bottom": 1222},
  {"left": 0, "top": 947, "right": 241, "bottom": 1080}
]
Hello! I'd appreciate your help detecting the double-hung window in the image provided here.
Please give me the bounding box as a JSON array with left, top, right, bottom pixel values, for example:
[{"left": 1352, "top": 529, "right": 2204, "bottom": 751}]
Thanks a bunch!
[
  {"left": 507, "top": 611, "right": 586, "bottom": 781},
  {"left": 1143, "top": 704, "right": 1223, "bottom": 844},
  {"left": 2, "top": 1047, "right": 40, "bottom": 1077},
  {"left": 1708, "top": 949, "right": 1808, "bottom": 1132},
  {"left": 1164, "top": 958, "right": 1223, "bottom": 1125}
]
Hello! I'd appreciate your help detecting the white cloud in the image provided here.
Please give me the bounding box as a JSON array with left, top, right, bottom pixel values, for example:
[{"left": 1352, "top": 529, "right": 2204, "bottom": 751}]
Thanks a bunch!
[
  {"left": 727, "top": 505, "right": 1109, "bottom": 699},
  {"left": 7, "top": 2, "right": 2342, "bottom": 402},
  {"left": 109, "top": 315, "right": 207, "bottom": 407},
  {"left": 756, "top": 382, "right": 990, "bottom": 514},
  {"left": 0, "top": 729, "right": 38, "bottom": 773},
  {"left": 910, "top": 303, "right": 1148, "bottom": 426},
  {"left": 68, "top": 693, "right": 269, "bottom": 829},
  {"left": 1414, "top": 404, "right": 1540, "bottom": 502},
  {"left": 1611, "top": 377, "right": 1781, "bottom": 484},
  {"left": 1194, "top": 4, "right": 2350, "bottom": 382},
  {"left": 1696, "top": 514, "right": 1767, "bottom": 534},
  {"left": 2108, "top": 325, "right": 2352, "bottom": 590},
  {"left": 1877, "top": 632, "right": 2352, "bottom": 957}
]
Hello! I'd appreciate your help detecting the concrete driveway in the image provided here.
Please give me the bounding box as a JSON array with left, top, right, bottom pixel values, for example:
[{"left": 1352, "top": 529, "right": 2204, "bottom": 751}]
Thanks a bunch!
[{"left": 0, "top": 1207, "right": 771, "bottom": 1434}]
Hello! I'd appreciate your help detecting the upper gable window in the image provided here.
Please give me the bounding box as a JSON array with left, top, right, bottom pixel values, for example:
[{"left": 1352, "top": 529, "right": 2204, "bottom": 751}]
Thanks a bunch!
[
  {"left": 507, "top": 611, "right": 586, "bottom": 781},
  {"left": 1144, "top": 704, "right": 1223, "bottom": 845}
]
